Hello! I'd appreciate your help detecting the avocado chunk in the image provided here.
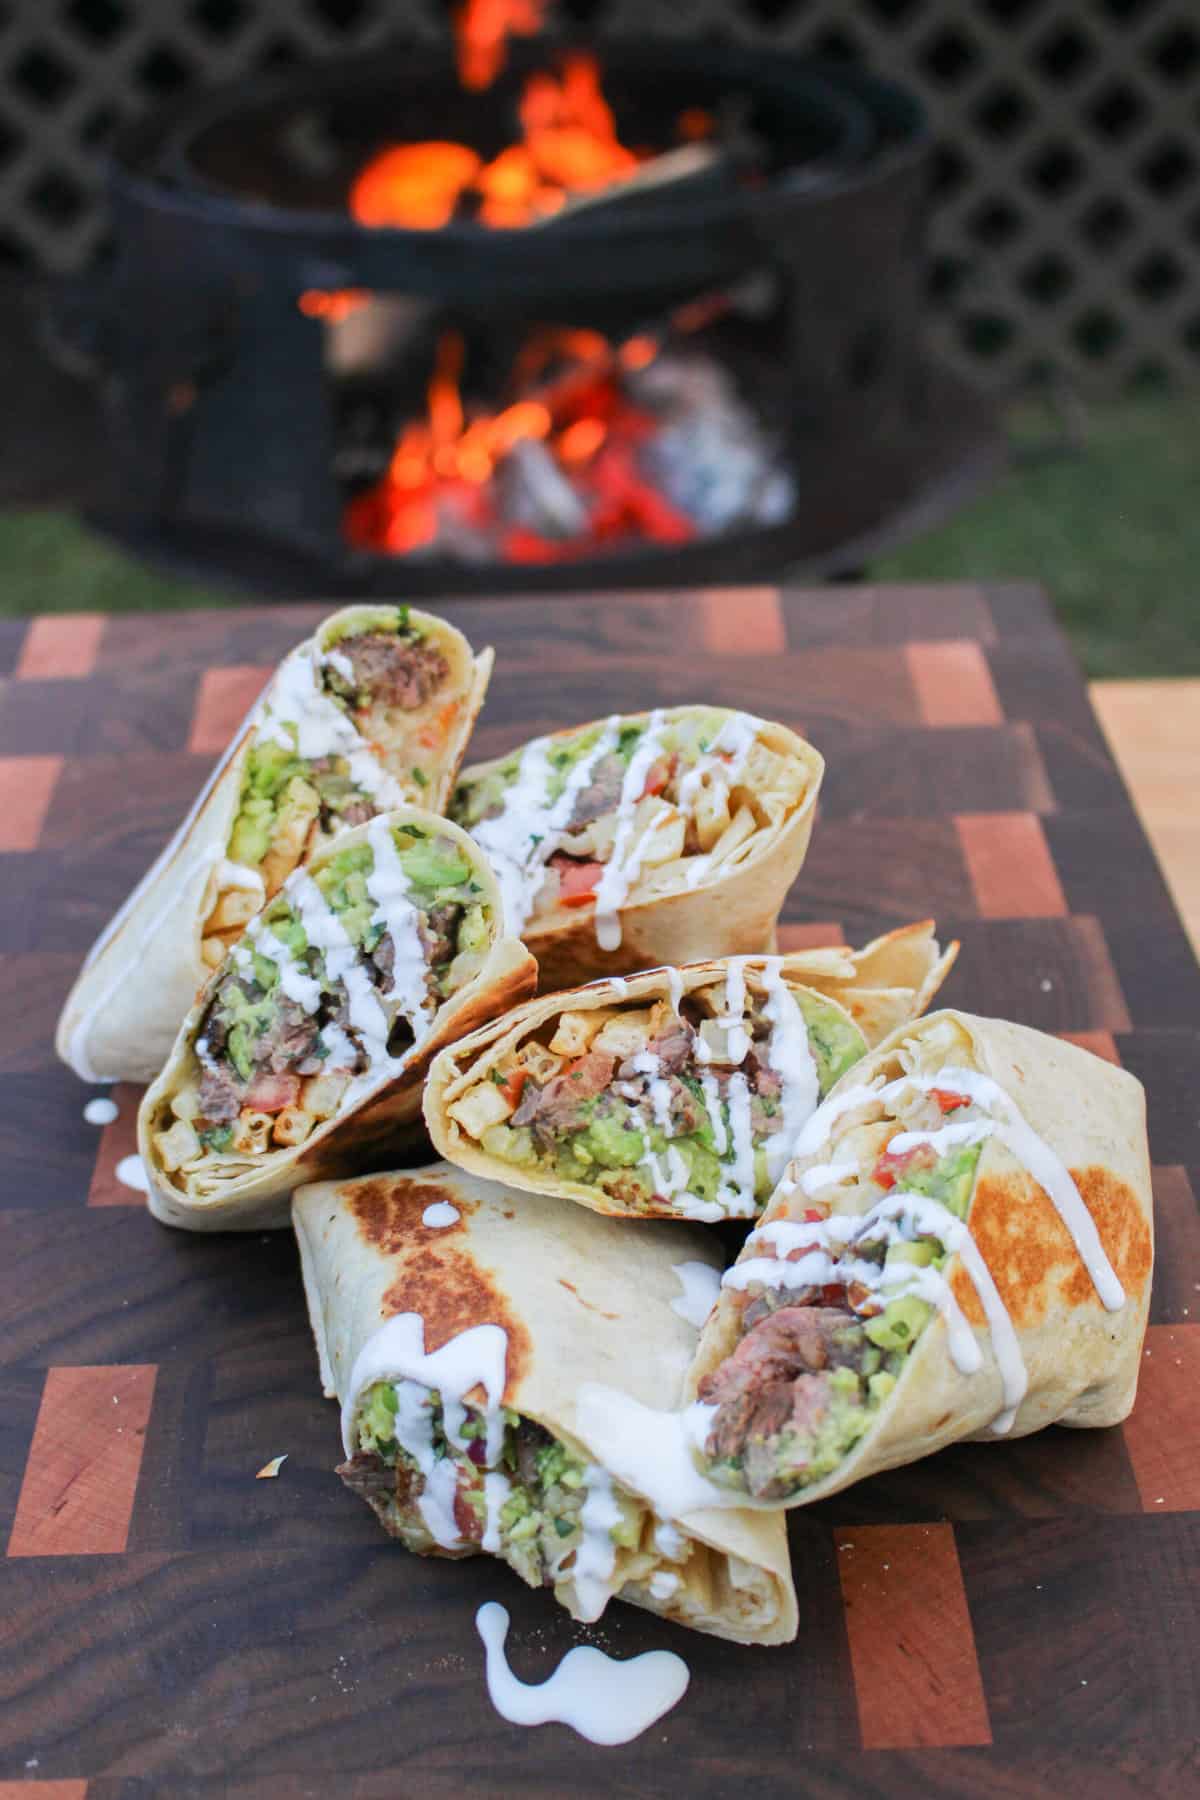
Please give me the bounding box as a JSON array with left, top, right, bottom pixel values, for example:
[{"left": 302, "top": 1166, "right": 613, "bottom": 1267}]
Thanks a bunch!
[{"left": 864, "top": 1293, "right": 934, "bottom": 1351}]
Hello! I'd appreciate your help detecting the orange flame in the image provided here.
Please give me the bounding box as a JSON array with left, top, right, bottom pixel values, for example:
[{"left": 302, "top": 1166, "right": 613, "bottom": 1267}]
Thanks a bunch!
[
  {"left": 456, "top": 0, "right": 545, "bottom": 91},
  {"left": 351, "top": 50, "right": 643, "bottom": 232}
]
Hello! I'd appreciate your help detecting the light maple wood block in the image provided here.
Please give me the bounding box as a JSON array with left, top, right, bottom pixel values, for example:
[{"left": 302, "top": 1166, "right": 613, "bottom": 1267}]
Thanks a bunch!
[{"left": 1091, "top": 678, "right": 1200, "bottom": 958}]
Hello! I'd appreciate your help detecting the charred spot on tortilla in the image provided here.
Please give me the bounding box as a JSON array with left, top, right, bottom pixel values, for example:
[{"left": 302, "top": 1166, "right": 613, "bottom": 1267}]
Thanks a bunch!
[
  {"left": 380, "top": 1248, "right": 531, "bottom": 1397},
  {"left": 349, "top": 1177, "right": 474, "bottom": 1252},
  {"left": 1061, "top": 1166, "right": 1152, "bottom": 1305},
  {"left": 951, "top": 1164, "right": 1152, "bottom": 1330}
]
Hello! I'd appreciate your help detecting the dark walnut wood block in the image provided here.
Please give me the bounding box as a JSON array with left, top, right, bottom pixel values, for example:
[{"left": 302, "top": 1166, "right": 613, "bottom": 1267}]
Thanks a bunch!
[{"left": 1, "top": 583, "right": 1197, "bottom": 1796}]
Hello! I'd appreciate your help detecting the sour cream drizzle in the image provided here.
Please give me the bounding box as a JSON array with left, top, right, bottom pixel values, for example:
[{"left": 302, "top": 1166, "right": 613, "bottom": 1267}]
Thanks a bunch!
[
  {"left": 472, "top": 717, "right": 621, "bottom": 934},
  {"left": 760, "top": 957, "right": 821, "bottom": 1185},
  {"left": 365, "top": 817, "right": 433, "bottom": 1034},
  {"left": 573, "top": 1466, "right": 623, "bottom": 1621},
  {"left": 682, "top": 712, "right": 764, "bottom": 890},
  {"left": 214, "top": 859, "right": 266, "bottom": 901},
  {"left": 343, "top": 1313, "right": 509, "bottom": 1550},
  {"left": 594, "top": 711, "right": 669, "bottom": 950},
  {"left": 257, "top": 642, "right": 405, "bottom": 808},
  {"left": 475, "top": 1602, "right": 689, "bottom": 1746},
  {"left": 290, "top": 872, "right": 392, "bottom": 1087},
  {"left": 241, "top": 919, "right": 323, "bottom": 1014},
  {"left": 670, "top": 1261, "right": 723, "bottom": 1329},
  {"left": 741, "top": 1188, "right": 1029, "bottom": 1429},
  {"left": 787, "top": 1066, "right": 1124, "bottom": 1312}
]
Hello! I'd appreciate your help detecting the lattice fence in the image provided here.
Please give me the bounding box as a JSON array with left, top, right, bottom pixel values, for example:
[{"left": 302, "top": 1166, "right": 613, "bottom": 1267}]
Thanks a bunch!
[{"left": 2, "top": 0, "right": 1198, "bottom": 390}]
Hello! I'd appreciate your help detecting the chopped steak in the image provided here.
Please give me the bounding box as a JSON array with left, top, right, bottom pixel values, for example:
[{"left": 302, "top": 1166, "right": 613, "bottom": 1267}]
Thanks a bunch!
[
  {"left": 566, "top": 751, "right": 626, "bottom": 829},
  {"left": 698, "top": 1307, "right": 868, "bottom": 1495},
  {"left": 341, "top": 632, "right": 450, "bottom": 711},
  {"left": 198, "top": 1066, "right": 242, "bottom": 1122},
  {"left": 370, "top": 932, "right": 395, "bottom": 990},
  {"left": 264, "top": 998, "right": 322, "bottom": 1072},
  {"left": 419, "top": 901, "right": 459, "bottom": 969},
  {"left": 336, "top": 1450, "right": 420, "bottom": 1513},
  {"left": 646, "top": 1022, "right": 695, "bottom": 1075},
  {"left": 514, "top": 1418, "right": 554, "bottom": 1488},
  {"left": 512, "top": 1050, "right": 616, "bottom": 1145}
]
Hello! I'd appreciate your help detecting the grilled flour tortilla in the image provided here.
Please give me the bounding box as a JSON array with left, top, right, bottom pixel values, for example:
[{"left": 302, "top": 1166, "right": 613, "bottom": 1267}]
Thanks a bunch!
[
  {"left": 58, "top": 604, "right": 492, "bottom": 1083},
  {"left": 293, "top": 1163, "right": 797, "bottom": 1645},
  {"left": 449, "top": 706, "right": 822, "bottom": 991},
  {"left": 425, "top": 922, "right": 956, "bottom": 1222},
  {"left": 686, "top": 1010, "right": 1153, "bottom": 1504},
  {"left": 140, "top": 811, "right": 534, "bottom": 1233}
]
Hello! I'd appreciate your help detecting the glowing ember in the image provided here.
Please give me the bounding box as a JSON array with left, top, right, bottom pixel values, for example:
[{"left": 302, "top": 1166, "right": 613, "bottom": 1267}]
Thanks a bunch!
[{"left": 342, "top": 322, "right": 794, "bottom": 564}]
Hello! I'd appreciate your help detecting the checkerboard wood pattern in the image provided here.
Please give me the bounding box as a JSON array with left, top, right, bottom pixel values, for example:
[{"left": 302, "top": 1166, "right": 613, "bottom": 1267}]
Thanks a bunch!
[{"left": 1, "top": 583, "right": 1197, "bottom": 1795}]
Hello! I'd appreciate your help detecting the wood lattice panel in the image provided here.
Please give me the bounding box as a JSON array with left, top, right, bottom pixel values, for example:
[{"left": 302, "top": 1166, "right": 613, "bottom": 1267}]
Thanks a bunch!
[{"left": 1, "top": 0, "right": 1198, "bottom": 389}]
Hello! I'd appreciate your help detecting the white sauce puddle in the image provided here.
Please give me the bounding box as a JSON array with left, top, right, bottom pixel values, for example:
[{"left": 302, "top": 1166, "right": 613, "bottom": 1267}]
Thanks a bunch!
[
  {"left": 116, "top": 1154, "right": 150, "bottom": 1193},
  {"left": 422, "top": 1201, "right": 460, "bottom": 1228},
  {"left": 83, "top": 1097, "right": 119, "bottom": 1126},
  {"left": 670, "top": 1261, "right": 723, "bottom": 1329},
  {"left": 475, "top": 1602, "right": 689, "bottom": 1746}
]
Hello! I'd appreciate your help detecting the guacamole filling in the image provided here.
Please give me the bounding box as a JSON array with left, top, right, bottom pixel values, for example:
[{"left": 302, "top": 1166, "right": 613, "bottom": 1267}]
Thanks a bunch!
[
  {"left": 203, "top": 607, "right": 453, "bottom": 957},
  {"left": 338, "top": 1387, "right": 691, "bottom": 1617},
  {"left": 154, "top": 827, "right": 490, "bottom": 1174},
  {"left": 697, "top": 1080, "right": 986, "bottom": 1499},
  {"left": 445, "top": 976, "right": 866, "bottom": 1219},
  {"left": 449, "top": 706, "right": 806, "bottom": 931}
]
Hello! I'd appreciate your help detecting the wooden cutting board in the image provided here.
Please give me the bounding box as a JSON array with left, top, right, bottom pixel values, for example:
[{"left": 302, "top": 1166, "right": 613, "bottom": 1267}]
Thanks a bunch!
[{"left": 1, "top": 582, "right": 1197, "bottom": 1796}]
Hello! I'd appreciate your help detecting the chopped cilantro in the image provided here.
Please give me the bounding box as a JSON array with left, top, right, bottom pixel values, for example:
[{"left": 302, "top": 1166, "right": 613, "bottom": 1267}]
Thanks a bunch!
[{"left": 411, "top": 766, "right": 428, "bottom": 787}]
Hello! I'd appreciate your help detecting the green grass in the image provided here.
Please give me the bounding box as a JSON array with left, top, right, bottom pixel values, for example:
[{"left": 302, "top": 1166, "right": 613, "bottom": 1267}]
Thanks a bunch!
[
  {"left": 1, "top": 395, "right": 1197, "bottom": 677},
  {"left": 876, "top": 393, "right": 1200, "bottom": 678}
]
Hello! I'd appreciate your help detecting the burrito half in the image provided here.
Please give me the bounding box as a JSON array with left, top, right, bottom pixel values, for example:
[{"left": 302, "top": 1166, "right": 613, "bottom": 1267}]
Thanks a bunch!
[
  {"left": 293, "top": 1163, "right": 797, "bottom": 1645},
  {"left": 425, "top": 922, "right": 956, "bottom": 1222},
  {"left": 449, "top": 706, "right": 822, "bottom": 991},
  {"left": 140, "top": 810, "right": 534, "bottom": 1232},
  {"left": 686, "top": 1010, "right": 1153, "bottom": 1503},
  {"left": 59, "top": 604, "right": 492, "bottom": 1082}
]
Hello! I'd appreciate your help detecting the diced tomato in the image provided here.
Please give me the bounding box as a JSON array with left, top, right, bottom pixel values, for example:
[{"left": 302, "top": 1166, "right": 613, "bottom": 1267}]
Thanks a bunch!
[
  {"left": 802, "top": 1207, "right": 827, "bottom": 1223},
  {"left": 872, "top": 1141, "right": 936, "bottom": 1191},
  {"left": 549, "top": 853, "right": 604, "bottom": 908},
  {"left": 245, "top": 1072, "right": 301, "bottom": 1114},
  {"left": 640, "top": 752, "right": 677, "bottom": 799},
  {"left": 820, "top": 1284, "right": 845, "bottom": 1305},
  {"left": 496, "top": 1066, "right": 529, "bottom": 1110},
  {"left": 931, "top": 1088, "right": 971, "bottom": 1113}
]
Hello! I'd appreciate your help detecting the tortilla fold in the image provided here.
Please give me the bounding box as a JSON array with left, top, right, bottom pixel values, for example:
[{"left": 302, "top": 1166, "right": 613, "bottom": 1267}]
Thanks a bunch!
[
  {"left": 451, "top": 708, "right": 823, "bottom": 992},
  {"left": 424, "top": 922, "right": 956, "bottom": 1221},
  {"left": 688, "top": 1010, "right": 1154, "bottom": 1505},
  {"left": 57, "top": 604, "right": 492, "bottom": 1083},
  {"left": 139, "top": 809, "right": 535, "bottom": 1233},
  {"left": 293, "top": 1162, "right": 797, "bottom": 1645}
]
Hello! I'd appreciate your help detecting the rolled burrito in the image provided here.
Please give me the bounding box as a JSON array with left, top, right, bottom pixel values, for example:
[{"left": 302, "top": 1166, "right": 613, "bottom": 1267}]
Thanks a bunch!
[
  {"left": 449, "top": 706, "right": 822, "bottom": 991},
  {"left": 293, "top": 1162, "right": 798, "bottom": 1645},
  {"left": 58, "top": 604, "right": 492, "bottom": 1083},
  {"left": 139, "top": 811, "right": 535, "bottom": 1232},
  {"left": 425, "top": 922, "right": 956, "bottom": 1222},
  {"left": 686, "top": 1010, "right": 1153, "bottom": 1504}
]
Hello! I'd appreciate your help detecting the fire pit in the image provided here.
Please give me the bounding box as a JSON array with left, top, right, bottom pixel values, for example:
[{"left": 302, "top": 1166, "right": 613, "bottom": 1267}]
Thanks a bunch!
[{"left": 69, "top": 33, "right": 1002, "bottom": 596}]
